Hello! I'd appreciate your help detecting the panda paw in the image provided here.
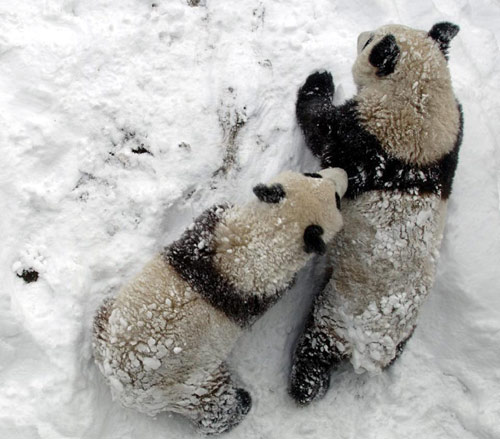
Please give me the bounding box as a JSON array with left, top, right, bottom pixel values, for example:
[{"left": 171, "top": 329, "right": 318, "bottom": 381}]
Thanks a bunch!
[
  {"left": 196, "top": 387, "right": 252, "bottom": 435},
  {"left": 298, "top": 71, "right": 335, "bottom": 102},
  {"left": 288, "top": 362, "right": 330, "bottom": 405},
  {"left": 289, "top": 358, "right": 331, "bottom": 405}
]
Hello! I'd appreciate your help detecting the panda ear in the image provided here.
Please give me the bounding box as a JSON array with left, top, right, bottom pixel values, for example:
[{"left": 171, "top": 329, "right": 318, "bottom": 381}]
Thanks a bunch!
[
  {"left": 303, "top": 225, "right": 326, "bottom": 255},
  {"left": 429, "top": 22, "right": 460, "bottom": 60},
  {"left": 253, "top": 183, "right": 286, "bottom": 203},
  {"left": 369, "top": 34, "right": 400, "bottom": 77}
]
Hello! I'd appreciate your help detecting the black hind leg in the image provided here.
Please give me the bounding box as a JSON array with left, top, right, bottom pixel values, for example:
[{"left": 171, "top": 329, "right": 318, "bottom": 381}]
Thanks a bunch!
[
  {"left": 296, "top": 71, "right": 337, "bottom": 158},
  {"left": 289, "top": 314, "right": 348, "bottom": 406}
]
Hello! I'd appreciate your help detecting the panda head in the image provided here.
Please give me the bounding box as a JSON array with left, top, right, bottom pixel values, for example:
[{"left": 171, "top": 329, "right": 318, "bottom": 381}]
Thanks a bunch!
[
  {"left": 352, "top": 22, "right": 459, "bottom": 90},
  {"left": 252, "top": 167, "right": 347, "bottom": 255},
  {"left": 352, "top": 23, "right": 461, "bottom": 166}
]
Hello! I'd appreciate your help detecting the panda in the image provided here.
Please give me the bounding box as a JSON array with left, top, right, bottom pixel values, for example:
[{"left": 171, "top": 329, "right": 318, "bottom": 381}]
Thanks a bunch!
[
  {"left": 289, "top": 22, "right": 463, "bottom": 405},
  {"left": 93, "top": 167, "right": 347, "bottom": 435}
]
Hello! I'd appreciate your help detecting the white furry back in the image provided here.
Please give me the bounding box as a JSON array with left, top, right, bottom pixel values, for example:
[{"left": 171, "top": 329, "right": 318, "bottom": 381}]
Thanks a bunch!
[{"left": 322, "top": 191, "right": 447, "bottom": 373}]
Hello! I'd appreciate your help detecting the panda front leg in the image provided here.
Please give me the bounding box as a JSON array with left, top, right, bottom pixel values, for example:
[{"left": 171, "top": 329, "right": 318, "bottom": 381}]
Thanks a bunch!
[
  {"left": 296, "top": 71, "right": 336, "bottom": 158},
  {"left": 289, "top": 310, "right": 349, "bottom": 405},
  {"left": 191, "top": 362, "right": 252, "bottom": 435}
]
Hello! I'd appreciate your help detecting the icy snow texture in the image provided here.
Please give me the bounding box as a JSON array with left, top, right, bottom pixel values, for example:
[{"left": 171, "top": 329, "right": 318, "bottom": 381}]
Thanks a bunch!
[{"left": 1, "top": 0, "right": 499, "bottom": 438}]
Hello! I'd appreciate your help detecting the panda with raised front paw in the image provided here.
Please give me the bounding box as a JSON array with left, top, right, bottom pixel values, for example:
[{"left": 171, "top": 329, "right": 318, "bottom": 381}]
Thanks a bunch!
[
  {"left": 93, "top": 167, "right": 347, "bottom": 434},
  {"left": 290, "top": 22, "right": 463, "bottom": 405}
]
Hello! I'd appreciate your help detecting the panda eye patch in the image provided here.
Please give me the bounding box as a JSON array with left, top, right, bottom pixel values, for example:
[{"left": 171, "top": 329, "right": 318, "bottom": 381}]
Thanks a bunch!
[
  {"left": 369, "top": 34, "right": 400, "bottom": 77},
  {"left": 303, "top": 172, "right": 323, "bottom": 179}
]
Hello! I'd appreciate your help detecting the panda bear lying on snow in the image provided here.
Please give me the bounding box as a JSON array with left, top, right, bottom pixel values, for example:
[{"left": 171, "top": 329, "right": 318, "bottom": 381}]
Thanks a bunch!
[
  {"left": 93, "top": 168, "right": 347, "bottom": 434},
  {"left": 290, "top": 22, "right": 463, "bottom": 405}
]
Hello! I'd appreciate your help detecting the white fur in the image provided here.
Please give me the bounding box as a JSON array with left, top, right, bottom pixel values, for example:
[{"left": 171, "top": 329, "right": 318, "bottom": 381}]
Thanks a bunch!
[{"left": 317, "top": 190, "right": 447, "bottom": 373}]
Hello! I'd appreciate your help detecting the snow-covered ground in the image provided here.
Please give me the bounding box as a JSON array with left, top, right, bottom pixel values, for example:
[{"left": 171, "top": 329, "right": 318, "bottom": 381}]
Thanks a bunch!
[{"left": 1, "top": 0, "right": 499, "bottom": 438}]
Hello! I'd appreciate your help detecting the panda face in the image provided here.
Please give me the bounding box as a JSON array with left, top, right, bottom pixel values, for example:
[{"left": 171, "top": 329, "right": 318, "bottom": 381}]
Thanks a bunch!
[{"left": 352, "top": 23, "right": 458, "bottom": 90}]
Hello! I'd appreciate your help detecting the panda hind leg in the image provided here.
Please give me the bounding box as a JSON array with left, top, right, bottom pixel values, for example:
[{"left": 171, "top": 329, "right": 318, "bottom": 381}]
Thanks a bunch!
[
  {"left": 193, "top": 363, "right": 251, "bottom": 435},
  {"left": 289, "top": 316, "right": 348, "bottom": 406}
]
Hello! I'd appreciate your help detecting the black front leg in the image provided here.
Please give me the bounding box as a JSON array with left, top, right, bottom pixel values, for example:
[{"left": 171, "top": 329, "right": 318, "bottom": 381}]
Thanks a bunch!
[
  {"left": 289, "top": 315, "right": 346, "bottom": 405},
  {"left": 296, "top": 71, "right": 337, "bottom": 158}
]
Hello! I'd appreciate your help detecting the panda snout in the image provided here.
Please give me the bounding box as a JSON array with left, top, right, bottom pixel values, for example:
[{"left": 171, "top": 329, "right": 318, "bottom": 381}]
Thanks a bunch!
[{"left": 318, "top": 167, "right": 348, "bottom": 198}]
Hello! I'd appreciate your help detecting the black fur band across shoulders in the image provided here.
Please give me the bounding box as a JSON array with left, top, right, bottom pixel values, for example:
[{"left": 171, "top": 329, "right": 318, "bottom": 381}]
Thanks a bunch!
[
  {"left": 305, "top": 99, "right": 463, "bottom": 200},
  {"left": 163, "top": 205, "right": 289, "bottom": 327}
]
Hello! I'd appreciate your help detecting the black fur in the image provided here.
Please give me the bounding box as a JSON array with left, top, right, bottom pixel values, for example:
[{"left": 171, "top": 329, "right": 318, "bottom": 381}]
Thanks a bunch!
[
  {"left": 303, "top": 172, "right": 323, "bottom": 179},
  {"left": 253, "top": 183, "right": 286, "bottom": 203},
  {"left": 297, "top": 76, "right": 463, "bottom": 200},
  {"left": 289, "top": 314, "right": 345, "bottom": 405},
  {"left": 429, "top": 22, "right": 460, "bottom": 60},
  {"left": 164, "top": 205, "right": 291, "bottom": 328},
  {"left": 369, "top": 34, "right": 400, "bottom": 77},
  {"left": 303, "top": 225, "right": 326, "bottom": 255},
  {"left": 17, "top": 269, "right": 39, "bottom": 283}
]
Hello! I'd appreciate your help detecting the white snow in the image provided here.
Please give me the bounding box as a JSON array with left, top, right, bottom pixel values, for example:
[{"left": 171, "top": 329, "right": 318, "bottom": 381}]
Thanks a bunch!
[{"left": 1, "top": 0, "right": 499, "bottom": 438}]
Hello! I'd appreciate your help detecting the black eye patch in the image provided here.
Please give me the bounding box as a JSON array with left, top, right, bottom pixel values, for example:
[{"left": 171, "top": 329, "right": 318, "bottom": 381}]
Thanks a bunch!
[
  {"left": 369, "top": 34, "right": 400, "bottom": 77},
  {"left": 253, "top": 183, "right": 286, "bottom": 203},
  {"left": 303, "top": 172, "right": 323, "bottom": 179}
]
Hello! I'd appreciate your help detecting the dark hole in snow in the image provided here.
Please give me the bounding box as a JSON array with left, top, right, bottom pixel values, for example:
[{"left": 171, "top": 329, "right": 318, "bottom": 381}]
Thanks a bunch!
[
  {"left": 17, "top": 269, "right": 39, "bottom": 283},
  {"left": 131, "top": 145, "right": 152, "bottom": 155}
]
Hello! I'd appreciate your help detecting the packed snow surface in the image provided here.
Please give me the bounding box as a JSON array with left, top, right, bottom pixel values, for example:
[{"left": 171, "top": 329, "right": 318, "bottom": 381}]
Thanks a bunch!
[{"left": 1, "top": 0, "right": 499, "bottom": 438}]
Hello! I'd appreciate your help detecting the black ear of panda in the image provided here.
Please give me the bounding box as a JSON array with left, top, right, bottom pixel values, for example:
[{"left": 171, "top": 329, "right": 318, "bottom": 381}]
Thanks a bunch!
[
  {"left": 303, "top": 224, "right": 326, "bottom": 255},
  {"left": 303, "top": 172, "right": 323, "bottom": 179},
  {"left": 369, "top": 34, "right": 400, "bottom": 77},
  {"left": 253, "top": 183, "right": 286, "bottom": 203},
  {"left": 429, "top": 22, "right": 460, "bottom": 60}
]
